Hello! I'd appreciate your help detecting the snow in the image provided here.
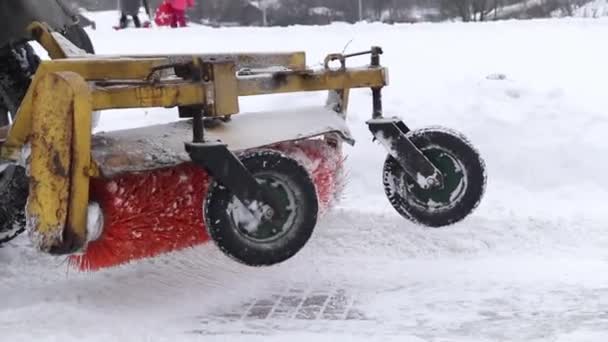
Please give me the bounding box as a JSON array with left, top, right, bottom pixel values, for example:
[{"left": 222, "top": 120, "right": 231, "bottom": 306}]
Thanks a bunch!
[
  {"left": 86, "top": 202, "right": 104, "bottom": 243},
  {"left": 90, "top": 105, "right": 351, "bottom": 176},
  {"left": 4, "top": 12, "right": 608, "bottom": 341}
]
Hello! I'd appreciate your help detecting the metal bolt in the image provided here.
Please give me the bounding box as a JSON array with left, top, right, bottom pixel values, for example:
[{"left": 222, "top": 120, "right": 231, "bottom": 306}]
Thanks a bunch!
[
  {"left": 263, "top": 207, "right": 275, "bottom": 220},
  {"left": 426, "top": 177, "right": 441, "bottom": 189}
]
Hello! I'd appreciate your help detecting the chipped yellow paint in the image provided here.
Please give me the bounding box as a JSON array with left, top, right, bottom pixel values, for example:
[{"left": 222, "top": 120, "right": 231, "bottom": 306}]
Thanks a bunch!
[{"left": 27, "top": 71, "right": 92, "bottom": 254}]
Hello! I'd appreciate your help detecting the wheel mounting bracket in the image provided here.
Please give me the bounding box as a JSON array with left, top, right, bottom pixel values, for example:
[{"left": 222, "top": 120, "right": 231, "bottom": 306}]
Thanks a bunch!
[
  {"left": 367, "top": 117, "right": 444, "bottom": 189},
  {"left": 186, "top": 141, "right": 281, "bottom": 219}
]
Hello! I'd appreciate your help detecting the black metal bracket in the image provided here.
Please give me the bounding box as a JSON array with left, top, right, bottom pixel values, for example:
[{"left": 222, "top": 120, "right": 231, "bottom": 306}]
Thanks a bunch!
[
  {"left": 367, "top": 117, "right": 443, "bottom": 189},
  {"left": 362, "top": 47, "right": 441, "bottom": 189},
  {"left": 369, "top": 46, "right": 384, "bottom": 119},
  {"left": 181, "top": 54, "right": 279, "bottom": 219},
  {"left": 324, "top": 46, "right": 384, "bottom": 72},
  {"left": 186, "top": 141, "right": 280, "bottom": 219}
]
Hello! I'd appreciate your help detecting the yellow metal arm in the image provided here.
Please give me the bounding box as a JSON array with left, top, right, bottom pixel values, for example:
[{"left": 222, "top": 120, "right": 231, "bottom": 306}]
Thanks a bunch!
[
  {"left": 237, "top": 67, "right": 387, "bottom": 96},
  {"left": 27, "top": 71, "right": 92, "bottom": 253}
]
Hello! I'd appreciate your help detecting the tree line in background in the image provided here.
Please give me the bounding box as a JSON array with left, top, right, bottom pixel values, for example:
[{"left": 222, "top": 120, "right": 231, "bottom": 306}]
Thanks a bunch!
[
  {"left": 68, "top": 0, "right": 593, "bottom": 26},
  {"left": 440, "top": 0, "right": 589, "bottom": 21}
]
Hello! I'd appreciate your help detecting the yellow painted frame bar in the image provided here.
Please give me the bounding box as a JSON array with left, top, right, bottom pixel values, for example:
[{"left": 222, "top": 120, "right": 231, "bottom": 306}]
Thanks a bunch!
[
  {"left": 119, "top": 52, "right": 307, "bottom": 71},
  {"left": 237, "top": 68, "right": 387, "bottom": 96},
  {"left": 27, "top": 71, "right": 92, "bottom": 253},
  {"left": 92, "top": 82, "right": 207, "bottom": 110},
  {"left": 28, "top": 22, "right": 68, "bottom": 59}
]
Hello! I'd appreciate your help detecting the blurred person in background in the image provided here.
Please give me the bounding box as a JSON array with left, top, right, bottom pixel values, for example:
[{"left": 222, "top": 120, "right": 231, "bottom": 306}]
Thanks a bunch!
[
  {"left": 169, "top": 0, "right": 195, "bottom": 28},
  {"left": 118, "top": 0, "right": 143, "bottom": 28}
]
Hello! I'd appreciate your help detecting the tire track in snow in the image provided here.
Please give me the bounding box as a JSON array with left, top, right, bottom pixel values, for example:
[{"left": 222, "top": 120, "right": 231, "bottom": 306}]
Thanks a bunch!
[{"left": 2, "top": 208, "right": 608, "bottom": 340}]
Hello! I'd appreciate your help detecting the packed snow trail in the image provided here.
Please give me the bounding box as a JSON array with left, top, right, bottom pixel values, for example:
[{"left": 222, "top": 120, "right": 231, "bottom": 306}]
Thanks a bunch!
[
  {"left": 2, "top": 13, "right": 608, "bottom": 341},
  {"left": 3, "top": 209, "right": 608, "bottom": 341}
]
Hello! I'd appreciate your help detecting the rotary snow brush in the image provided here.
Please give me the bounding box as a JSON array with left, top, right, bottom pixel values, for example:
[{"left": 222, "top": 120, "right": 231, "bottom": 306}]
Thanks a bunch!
[
  {"left": 70, "top": 139, "right": 347, "bottom": 271},
  {"left": 0, "top": 23, "right": 487, "bottom": 272}
]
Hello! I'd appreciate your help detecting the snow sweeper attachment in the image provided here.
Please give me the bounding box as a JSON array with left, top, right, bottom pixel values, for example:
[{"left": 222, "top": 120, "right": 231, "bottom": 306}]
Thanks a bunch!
[{"left": 0, "top": 22, "right": 486, "bottom": 270}]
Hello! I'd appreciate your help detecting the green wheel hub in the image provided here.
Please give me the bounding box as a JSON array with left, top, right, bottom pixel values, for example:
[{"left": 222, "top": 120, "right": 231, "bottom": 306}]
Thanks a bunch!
[
  {"left": 407, "top": 146, "right": 466, "bottom": 209},
  {"left": 231, "top": 174, "right": 296, "bottom": 243}
]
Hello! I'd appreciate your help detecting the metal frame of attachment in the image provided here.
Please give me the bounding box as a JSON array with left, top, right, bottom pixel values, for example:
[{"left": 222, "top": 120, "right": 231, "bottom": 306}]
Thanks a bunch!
[
  {"left": 0, "top": 22, "right": 392, "bottom": 254},
  {"left": 0, "top": 22, "right": 443, "bottom": 255}
]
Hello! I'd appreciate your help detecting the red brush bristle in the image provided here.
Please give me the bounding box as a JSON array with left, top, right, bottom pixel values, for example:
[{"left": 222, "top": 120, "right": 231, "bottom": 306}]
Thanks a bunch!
[
  {"left": 69, "top": 140, "right": 344, "bottom": 271},
  {"left": 70, "top": 163, "right": 211, "bottom": 271},
  {"left": 270, "top": 139, "right": 346, "bottom": 214}
]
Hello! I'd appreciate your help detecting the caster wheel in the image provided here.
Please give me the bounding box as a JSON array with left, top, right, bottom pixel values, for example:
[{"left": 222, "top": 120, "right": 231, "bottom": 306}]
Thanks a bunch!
[
  {"left": 204, "top": 149, "right": 319, "bottom": 266},
  {"left": 0, "top": 164, "right": 28, "bottom": 245},
  {"left": 383, "top": 128, "right": 486, "bottom": 227}
]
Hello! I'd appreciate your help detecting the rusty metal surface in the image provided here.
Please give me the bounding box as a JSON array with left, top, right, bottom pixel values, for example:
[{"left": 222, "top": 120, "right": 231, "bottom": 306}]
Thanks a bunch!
[
  {"left": 27, "top": 72, "right": 74, "bottom": 252},
  {"left": 206, "top": 61, "right": 239, "bottom": 117},
  {"left": 119, "top": 52, "right": 308, "bottom": 72},
  {"left": 237, "top": 67, "right": 388, "bottom": 96},
  {"left": 65, "top": 72, "right": 93, "bottom": 254},
  {"left": 26, "top": 71, "right": 91, "bottom": 254},
  {"left": 92, "top": 82, "right": 207, "bottom": 110}
]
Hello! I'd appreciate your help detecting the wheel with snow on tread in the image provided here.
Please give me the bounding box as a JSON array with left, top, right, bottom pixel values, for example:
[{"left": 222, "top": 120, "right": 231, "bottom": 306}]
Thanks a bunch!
[
  {"left": 62, "top": 24, "right": 95, "bottom": 54},
  {"left": 0, "top": 164, "right": 28, "bottom": 245},
  {"left": 0, "top": 42, "right": 40, "bottom": 122},
  {"left": 383, "top": 128, "right": 486, "bottom": 228},
  {"left": 204, "top": 149, "right": 319, "bottom": 267}
]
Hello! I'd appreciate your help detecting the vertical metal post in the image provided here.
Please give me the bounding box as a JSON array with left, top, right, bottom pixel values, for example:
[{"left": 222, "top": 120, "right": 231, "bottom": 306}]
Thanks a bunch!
[
  {"left": 370, "top": 46, "right": 383, "bottom": 119},
  {"left": 179, "top": 105, "right": 205, "bottom": 143},
  {"left": 193, "top": 109, "right": 204, "bottom": 143},
  {"left": 192, "top": 58, "right": 208, "bottom": 143}
]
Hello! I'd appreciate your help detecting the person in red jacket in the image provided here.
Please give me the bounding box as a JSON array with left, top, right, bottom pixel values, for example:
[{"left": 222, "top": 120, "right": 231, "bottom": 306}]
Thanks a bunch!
[{"left": 169, "top": 0, "right": 194, "bottom": 28}]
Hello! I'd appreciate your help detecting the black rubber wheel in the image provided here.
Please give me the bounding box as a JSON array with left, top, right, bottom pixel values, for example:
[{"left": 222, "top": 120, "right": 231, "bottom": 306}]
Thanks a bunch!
[
  {"left": 0, "top": 42, "right": 40, "bottom": 245},
  {"left": 62, "top": 24, "right": 95, "bottom": 54},
  {"left": 0, "top": 25, "right": 93, "bottom": 122},
  {"left": 0, "top": 164, "right": 28, "bottom": 244},
  {"left": 0, "top": 42, "right": 40, "bottom": 119},
  {"left": 204, "top": 150, "right": 319, "bottom": 267},
  {"left": 0, "top": 107, "right": 9, "bottom": 126},
  {"left": 383, "top": 127, "right": 486, "bottom": 227}
]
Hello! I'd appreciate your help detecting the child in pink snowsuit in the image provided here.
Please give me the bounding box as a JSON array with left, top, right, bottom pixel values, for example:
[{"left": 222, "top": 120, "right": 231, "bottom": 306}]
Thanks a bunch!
[{"left": 169, "top": 0, "right": 194, "bottom": 27}]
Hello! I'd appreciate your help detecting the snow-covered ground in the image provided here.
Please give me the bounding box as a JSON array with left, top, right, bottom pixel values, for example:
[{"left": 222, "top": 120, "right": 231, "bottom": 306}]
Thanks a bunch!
[{"left": 3, "top": 12, "right": 608, "bottom": 341}]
